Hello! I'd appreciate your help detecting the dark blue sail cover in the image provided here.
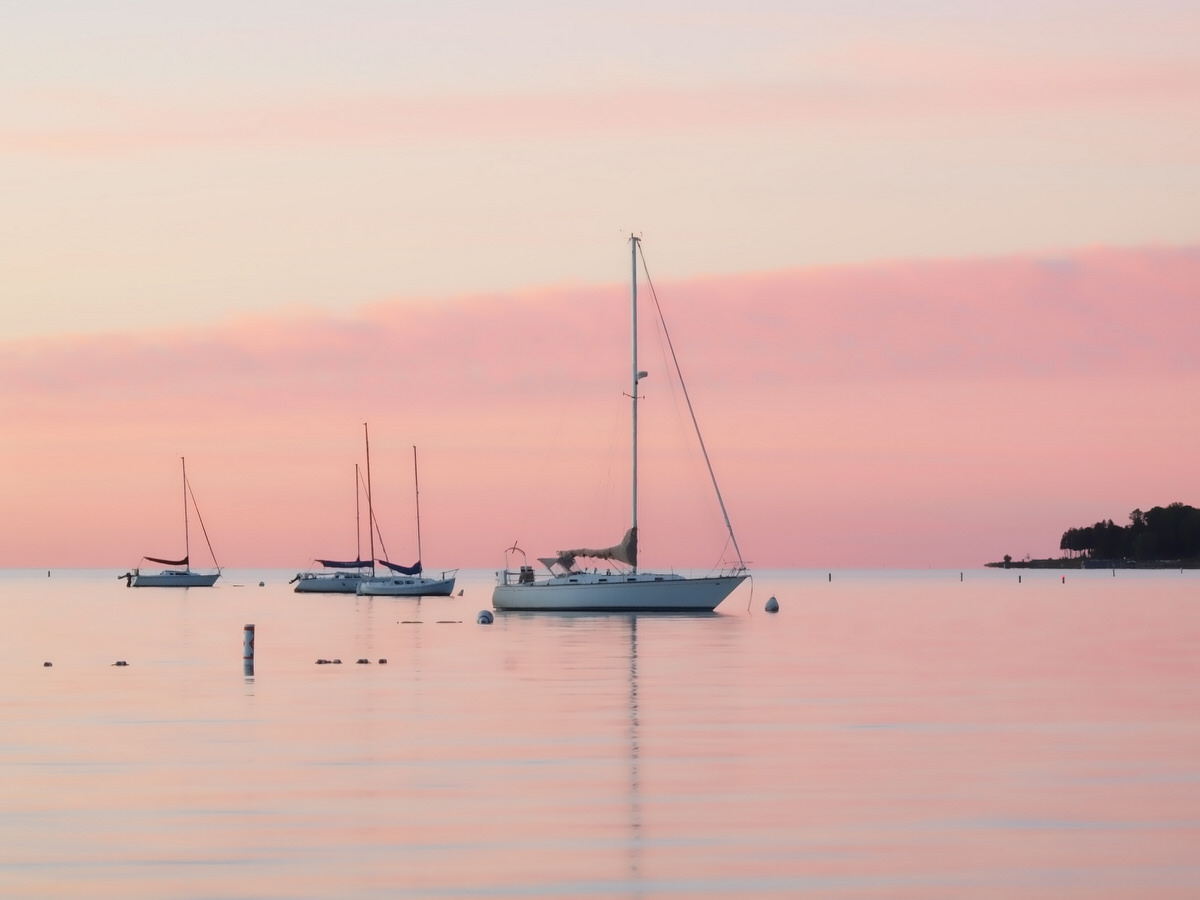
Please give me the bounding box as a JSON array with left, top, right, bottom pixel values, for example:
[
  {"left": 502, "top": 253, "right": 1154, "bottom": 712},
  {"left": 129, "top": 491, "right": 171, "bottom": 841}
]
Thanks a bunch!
[
  {"left": 317, "top": 558, "right": 375, "bottom": 569},
  {"left": 144, "top": 555, "right": 188, "bottom": 566},
  {"left": 377, "top": 559, "right": 422, "bottom": 575}
]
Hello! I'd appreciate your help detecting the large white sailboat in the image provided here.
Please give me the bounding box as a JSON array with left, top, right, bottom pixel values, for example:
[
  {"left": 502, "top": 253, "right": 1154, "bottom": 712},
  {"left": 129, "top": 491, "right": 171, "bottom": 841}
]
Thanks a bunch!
[
  {"left": 291, "top": 464, "right": 374, "bottom": 594},
  {"left": 125, "top": 457, "right": 221, "bottom": 588},
  {"left": 356, "top": 441, "right": 457, "bottom": 598},
  {"left": 492, "top": 236, "right": 747, "bottom": 612}
]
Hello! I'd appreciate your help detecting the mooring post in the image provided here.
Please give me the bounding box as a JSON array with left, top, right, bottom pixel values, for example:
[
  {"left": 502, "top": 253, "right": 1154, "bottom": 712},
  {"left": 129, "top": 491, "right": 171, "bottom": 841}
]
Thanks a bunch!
[{"left": 243, "top": 624, "right": 255, "bottom": 676}]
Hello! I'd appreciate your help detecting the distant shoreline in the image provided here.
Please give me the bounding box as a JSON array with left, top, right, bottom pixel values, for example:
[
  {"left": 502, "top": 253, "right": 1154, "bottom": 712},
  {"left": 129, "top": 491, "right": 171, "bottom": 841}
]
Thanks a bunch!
[{"left": 985, "top": 558, "right": 1200, "bottom": 569}]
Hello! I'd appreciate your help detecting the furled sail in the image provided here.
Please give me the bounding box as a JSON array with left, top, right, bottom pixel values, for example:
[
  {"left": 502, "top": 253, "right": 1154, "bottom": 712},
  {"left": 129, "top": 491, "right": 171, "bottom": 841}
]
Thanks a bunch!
[
  {"left": 317, "top": 558, "right": 375, "bottom": 569},
  {"left": 377, "top": 559, "right": 423, "bottom": 575},
  {"left": 144, "top": 555, "right": 188, "bottom": 566},
  {"left": 548, "top": 527, "right": 637, "bottom": 572}
]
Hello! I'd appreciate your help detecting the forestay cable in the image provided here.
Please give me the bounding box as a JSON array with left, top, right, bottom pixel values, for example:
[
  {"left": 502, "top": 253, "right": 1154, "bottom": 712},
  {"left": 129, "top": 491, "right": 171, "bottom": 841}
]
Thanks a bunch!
[{"left": 636, "top": 243, "right": 746, "bottom": 572}]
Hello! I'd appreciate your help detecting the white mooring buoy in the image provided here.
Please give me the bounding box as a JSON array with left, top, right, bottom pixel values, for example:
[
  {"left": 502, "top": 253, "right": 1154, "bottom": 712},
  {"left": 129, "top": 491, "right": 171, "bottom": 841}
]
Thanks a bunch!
[
  {"left": 765, "top": 596, "right": 779, "bottom": 613},
  {"left": 477, "top": 610, "right": 494, "bottom": 625}
]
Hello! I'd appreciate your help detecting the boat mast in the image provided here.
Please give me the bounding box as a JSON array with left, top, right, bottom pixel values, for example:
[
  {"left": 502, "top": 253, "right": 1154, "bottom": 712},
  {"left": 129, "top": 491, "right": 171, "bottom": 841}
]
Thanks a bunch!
[
  {"left": 181, "top": 456, "right": 190, "bottom": 570},
  {"left": 412, "top": 446, "right": 423, "bottom": 567},
  {"left": 630, "top": 234, "right": 640, "bottom": 574},
  {"left": 364, "top": 424, "right": 375, "bottom": 577},
  {"left": 355, "top": 463, "right": 362, "bottom": 564}
]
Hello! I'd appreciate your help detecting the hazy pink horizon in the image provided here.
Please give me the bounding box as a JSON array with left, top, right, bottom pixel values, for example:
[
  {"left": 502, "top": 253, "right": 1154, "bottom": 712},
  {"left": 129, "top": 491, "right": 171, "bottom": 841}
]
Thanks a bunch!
[{"left": 2, "top": 244, "right": 1197, "bottom": 571}]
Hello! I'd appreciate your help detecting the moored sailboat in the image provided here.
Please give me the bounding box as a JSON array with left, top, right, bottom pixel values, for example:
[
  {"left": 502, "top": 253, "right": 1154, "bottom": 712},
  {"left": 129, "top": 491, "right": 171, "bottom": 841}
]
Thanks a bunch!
[
  {"left": 492, "top": 236, "right": 747, "bottom": 611},
  {"left": 125, "top": 457, "right": 221, "bottom": 588},
  {"left": 292, "top": 464, "right": 374, "bottom": 594},
  {"left": 356, "top": 441, "right": 457, "bottom": 597}
]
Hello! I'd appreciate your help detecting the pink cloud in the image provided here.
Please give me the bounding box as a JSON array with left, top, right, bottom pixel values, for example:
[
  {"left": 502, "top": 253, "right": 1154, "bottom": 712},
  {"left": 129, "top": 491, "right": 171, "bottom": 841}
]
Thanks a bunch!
[
  {"left": 5, "top": 51, "right": 1200, "bottom": 156},
  {"left": 1, "top": 245, "right": 1198, "bottom": 569}
]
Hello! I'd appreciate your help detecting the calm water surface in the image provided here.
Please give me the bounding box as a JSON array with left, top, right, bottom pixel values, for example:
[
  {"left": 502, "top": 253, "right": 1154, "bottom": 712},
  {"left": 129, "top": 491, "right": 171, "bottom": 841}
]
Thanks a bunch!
[{"left": 1, "top": 568, "right": 1197, "bottom": 898}]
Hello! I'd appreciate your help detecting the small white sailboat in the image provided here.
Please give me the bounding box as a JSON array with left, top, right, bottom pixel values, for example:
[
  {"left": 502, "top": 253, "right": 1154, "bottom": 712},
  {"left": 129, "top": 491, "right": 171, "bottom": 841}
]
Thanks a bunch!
[
  {"left": 291, "top": 463, "right": 374, "bottom": 594},
  {"left": 124, "top": 457, "right": 221, "bottom": 588},
  {"left": 492, "top": 235, "right": 747, "bottom": 611},
  {"left": 356, "top": 440, "right": 457, "bottom": 597}
]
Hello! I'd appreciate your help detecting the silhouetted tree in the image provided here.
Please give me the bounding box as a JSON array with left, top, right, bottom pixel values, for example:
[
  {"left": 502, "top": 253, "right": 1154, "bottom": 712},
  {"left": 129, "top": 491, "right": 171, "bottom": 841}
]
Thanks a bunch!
[{"left": 1059, "top": 503, "right": 1200, "bottom": 561}]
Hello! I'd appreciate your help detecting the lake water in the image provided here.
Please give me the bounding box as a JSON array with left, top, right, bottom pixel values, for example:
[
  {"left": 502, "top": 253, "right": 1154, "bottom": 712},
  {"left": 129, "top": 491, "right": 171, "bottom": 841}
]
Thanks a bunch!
[{"left": 1, "top": 567, "right": 1197, "bottom": 899}]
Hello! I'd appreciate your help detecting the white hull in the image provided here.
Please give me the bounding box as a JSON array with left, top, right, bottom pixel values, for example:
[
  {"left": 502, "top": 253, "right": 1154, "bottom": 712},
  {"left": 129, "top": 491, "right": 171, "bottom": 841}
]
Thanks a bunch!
[
  {"left": 357, "top": 575, "right": 456, "bottom": 597},
  {"left": 492, "top": 572, "right": 745, "bottom": 611},
  {"left": 293, "top": 572, "right": 365, "bottom": 594},
  {"left": 131, "top": 570, "right": 220, "bottom": 588}
]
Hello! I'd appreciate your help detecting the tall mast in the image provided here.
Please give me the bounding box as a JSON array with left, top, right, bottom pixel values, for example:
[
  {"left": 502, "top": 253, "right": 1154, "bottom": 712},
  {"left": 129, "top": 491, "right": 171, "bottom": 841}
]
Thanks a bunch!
[
  {"left": 630, "top": 235, "right": 638, "bottom": 573},
  {"left": 630, "top": 234, "right": 646, "bottom": 573},
  {"left": 181, "top": 456, "right": 190, "bottom": 568},
  {"left": 364, "top": 423, "right": 375, "bottom": 577},
  {"left": 412, "top": 446, "right": 423, "bottom": 566},
  {"left": 355, "top": 463, "right": 362, "bottom": 563}
]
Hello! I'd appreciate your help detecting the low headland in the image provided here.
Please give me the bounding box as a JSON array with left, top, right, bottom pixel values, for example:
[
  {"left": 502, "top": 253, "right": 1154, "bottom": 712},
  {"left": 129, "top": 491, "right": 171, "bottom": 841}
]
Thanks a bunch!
[{"left": 987, "top": 502, "right": 1200, "bottom": 569}]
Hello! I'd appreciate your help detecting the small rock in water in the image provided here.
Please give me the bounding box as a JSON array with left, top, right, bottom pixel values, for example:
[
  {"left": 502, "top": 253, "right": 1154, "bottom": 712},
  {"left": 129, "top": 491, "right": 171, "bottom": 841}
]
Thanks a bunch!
[
  {"left": 112, "top": 660, "right": 128, "bottom": 667},
  {"left": 477, "top": 610, "right": 494, "bottom": 625},
  {"left": 378, "top": 658, "right": 388, "bottom": 664},
  {"left": 258, "top": 581, "right": 265, "bottom": 587},
  {"left": 43, "top": 661, "right": 52, "bottom": 667},
  {"left": 356, "top": 658, "right": 370, "bottom": 664},
  {"left": 765, "top": 596, "right": 779, "bottom": 613}
]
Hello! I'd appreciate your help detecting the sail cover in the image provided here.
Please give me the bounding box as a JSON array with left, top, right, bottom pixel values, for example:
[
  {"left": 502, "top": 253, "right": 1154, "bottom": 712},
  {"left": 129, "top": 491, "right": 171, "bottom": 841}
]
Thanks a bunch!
[
  {"left": 144, "top": 555, "right": 188, "bottom": 566},
  {"left": 377, "top": 559, "right": 423, "bottom": 575},
  {"left": 548, "top": 527, "right": 637, "bottom": 572},
  {"left": 317, "top": 558, "right": 374, "bottom": 569}
]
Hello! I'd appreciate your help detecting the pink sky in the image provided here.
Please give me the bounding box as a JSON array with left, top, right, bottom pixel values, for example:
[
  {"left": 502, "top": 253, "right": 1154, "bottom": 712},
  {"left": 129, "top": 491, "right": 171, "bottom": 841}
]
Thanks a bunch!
[
  {"left": 2, "top": 244, "right": 1197, "bottom": 569},
  {"left": 9, "top": 52, "right": 1200, "bottom": 155},
  {"left": 5, "top": 2, "right": 1199, "bottom": 342},
  {"left": 3, "top": 3, "right": 1198, "bottom": 570}
]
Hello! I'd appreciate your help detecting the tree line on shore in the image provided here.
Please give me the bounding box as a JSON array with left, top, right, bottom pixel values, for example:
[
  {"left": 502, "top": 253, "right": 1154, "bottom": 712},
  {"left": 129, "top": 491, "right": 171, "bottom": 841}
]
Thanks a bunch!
[{"left": 1058, "top": 502, "right": 1200, "bottom": 562}]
